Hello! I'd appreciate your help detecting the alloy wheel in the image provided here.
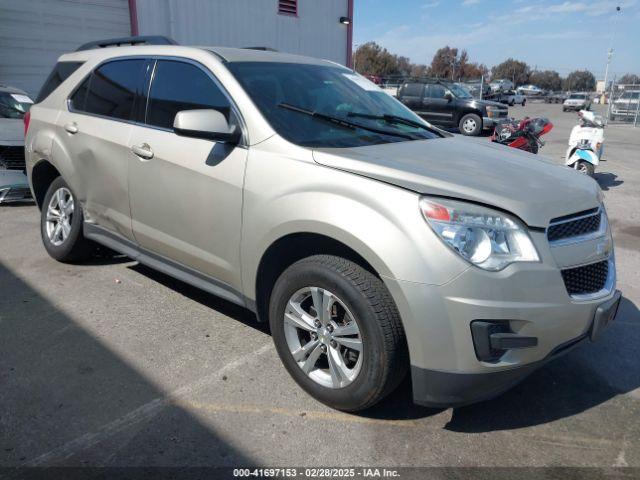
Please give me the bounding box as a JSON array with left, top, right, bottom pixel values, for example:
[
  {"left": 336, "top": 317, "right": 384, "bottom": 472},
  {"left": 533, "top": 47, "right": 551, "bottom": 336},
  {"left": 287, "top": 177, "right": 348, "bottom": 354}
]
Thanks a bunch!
[
  {"left": 283, "top": 286, "right": 363, "bottom": 389},
  {"left": 46, "top": 187, "right": 74, "bottom": 246}
]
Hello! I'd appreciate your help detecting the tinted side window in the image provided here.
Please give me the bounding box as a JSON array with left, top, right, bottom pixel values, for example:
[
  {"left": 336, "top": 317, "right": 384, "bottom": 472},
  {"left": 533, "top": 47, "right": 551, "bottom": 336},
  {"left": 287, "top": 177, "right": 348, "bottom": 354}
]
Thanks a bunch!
[
  {"left": 401, "top": 83, "right": 424, "bottom": 98},
  {"left": 36, "top": 61, "right": 84, "bottom": 103},
  {"left": 146, "top": 61, "right": 231, "bottom": 129},
  {"left": 69, "top": 76, "right": 90, "bottom": 111},
  {"left": 427, "top": 85, "right": 447, "bottom": 99},
  {"left": 83, "top": 59, "right": 147, "bottom": 120}
]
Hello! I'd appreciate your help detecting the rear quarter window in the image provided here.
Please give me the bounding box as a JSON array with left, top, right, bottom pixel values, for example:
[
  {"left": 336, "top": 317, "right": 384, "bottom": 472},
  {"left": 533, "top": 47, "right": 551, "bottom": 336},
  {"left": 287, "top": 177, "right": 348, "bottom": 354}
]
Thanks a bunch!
[
  {"left": 401, "top": 83, "right": 424, "bottom": 98},
  {"left": 36, "top": 61, "right": 84, "bottom": 103}
]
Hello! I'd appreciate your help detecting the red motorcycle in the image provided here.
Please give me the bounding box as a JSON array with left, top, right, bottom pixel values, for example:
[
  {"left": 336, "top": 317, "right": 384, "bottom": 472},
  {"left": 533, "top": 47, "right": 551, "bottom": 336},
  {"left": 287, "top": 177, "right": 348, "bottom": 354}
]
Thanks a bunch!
[{"left": 490, "top": 117, "right": 553, "bottom": 154}]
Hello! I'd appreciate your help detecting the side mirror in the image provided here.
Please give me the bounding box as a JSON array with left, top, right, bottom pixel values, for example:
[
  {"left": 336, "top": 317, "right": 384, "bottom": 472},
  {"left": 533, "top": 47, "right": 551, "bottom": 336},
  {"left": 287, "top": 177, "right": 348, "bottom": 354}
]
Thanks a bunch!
[
  {"left": 173, "top": 109, "right": 241, "bottom": 144},
  {"left": 444, "top": 92, "right": 453, "bottom": 102}
]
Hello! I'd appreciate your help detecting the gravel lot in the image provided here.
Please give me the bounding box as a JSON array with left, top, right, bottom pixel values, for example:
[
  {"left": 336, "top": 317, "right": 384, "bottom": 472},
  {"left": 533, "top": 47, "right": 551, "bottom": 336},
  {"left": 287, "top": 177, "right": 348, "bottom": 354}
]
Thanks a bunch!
[{"left": 1, "top": 103, "right": 639, "bottom": 468}]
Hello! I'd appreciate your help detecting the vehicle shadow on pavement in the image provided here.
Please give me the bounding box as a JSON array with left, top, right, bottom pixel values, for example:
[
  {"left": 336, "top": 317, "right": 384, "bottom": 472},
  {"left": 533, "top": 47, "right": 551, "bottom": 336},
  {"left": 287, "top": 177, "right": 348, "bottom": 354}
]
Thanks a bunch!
[
  {"left": 446, "top": 296, "right": 640, "bottom": 432},
  {"left": 128, "top": 264, "right": 268, "bottom": 334},
  {"left": 595, "top": 172, "right": 623, "bottom": 191},
  {"left": 0, "top": 260, "right": 256, "bottom": 466}
]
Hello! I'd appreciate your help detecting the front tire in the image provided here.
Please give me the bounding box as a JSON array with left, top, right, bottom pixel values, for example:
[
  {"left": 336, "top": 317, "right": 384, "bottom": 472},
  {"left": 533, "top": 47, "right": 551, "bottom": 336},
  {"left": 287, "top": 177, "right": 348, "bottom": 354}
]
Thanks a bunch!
[
  {"left": 40, "top": 177, "right": 93, "bottom": 262},
  {"left": 576, "top": 161, "right": 595, "bottom": 176},
  {"left": 269, "top": 255, "right": 408, "bottom": 412},
  {"left": 459, "top": 113, "right": 482, "bottom": 136}
]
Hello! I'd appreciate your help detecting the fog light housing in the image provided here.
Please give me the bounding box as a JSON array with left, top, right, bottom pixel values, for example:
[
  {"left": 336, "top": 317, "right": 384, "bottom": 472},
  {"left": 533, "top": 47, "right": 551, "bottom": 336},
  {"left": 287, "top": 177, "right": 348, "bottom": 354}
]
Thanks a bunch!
[{"left": 471, "top": 320, "right": 538, "bottom": 362}]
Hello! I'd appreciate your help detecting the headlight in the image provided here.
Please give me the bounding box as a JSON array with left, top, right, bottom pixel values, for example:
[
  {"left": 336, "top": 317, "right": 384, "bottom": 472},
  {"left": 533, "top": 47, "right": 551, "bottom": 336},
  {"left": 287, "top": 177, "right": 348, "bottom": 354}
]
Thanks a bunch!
[
  {"left": 419, "top": 197, "right": 539, "bottom": 271},
  {"left": 485, "top": 106, "right": 500, "bottom": 118}
]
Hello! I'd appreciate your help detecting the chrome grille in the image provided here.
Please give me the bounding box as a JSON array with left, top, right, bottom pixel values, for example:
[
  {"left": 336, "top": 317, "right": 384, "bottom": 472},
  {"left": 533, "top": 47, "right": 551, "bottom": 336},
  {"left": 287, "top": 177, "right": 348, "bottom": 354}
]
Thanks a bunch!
[
  {"left": 561, "top": 260, "right": 609, "bottom": 296},
  {"left": 547, "top": 208, "right": 602, "bottom": 243}
]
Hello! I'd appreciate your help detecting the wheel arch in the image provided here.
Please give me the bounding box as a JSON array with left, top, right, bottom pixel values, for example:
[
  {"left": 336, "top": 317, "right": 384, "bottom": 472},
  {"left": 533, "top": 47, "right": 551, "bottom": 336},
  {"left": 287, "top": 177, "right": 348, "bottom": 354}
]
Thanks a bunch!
[
  {"left": 31, "top": 160, "right": 61, "bottom": 210},
  {"left": 253, "top": 232, "right": 384, "bottom": 324},
  {"left": 456, "top": 108, "right": 483, "bottom": 125}
]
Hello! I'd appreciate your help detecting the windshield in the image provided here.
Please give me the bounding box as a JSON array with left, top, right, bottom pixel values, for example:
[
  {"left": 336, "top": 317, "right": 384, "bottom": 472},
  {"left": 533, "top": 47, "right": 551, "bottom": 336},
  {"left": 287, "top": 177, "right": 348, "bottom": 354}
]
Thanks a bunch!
[
  {"left": 0, "top": 92, "right": 33, "bottom": 119},
  {"left": 226, "top": 62, "right": 441, "bottom": 148},
  {"left": 569, "top": 94, "right": 586, "bottom": 99},
  {"left": 448, "top": 84, "right": 472, "bottom": 99},
  {"left": 620, "top": 92, "right": 640, "bottom": 100}
]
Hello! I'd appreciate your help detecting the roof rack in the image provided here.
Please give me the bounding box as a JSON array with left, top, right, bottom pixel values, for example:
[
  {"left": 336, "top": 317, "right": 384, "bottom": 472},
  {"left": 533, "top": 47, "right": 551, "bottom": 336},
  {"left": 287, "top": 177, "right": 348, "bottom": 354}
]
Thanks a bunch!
[
  {"left": 76, "top": 35, "right": 178, "bottom": 51},
  {"left": 243, "top": 46, "right": 278, "bottom": 52}
]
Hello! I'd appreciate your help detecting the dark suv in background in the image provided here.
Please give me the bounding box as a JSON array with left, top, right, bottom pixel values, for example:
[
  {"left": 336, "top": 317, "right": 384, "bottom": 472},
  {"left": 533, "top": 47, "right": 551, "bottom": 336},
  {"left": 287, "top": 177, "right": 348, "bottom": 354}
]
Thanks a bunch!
[{"left": 397, "top": 80, "right": 508, "bottom": 136}]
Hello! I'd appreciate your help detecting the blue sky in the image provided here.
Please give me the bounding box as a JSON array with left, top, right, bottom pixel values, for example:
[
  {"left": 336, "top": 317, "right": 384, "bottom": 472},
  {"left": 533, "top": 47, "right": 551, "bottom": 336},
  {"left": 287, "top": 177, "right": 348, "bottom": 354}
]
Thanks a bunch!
[{"left": 354, "top": 0, "right": 640, "bottom": 79}]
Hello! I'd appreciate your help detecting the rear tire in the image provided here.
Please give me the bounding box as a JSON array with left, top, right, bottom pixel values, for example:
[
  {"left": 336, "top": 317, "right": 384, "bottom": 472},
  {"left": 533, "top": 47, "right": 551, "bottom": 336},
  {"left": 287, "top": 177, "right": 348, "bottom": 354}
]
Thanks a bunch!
[
  {"left": 269, "top": 255, "right": 408, "bottom": 412},
  {"left": 459, "top": 113, "right": 482, "bottom": 136},
  {"left": 40, "top": 177, "right": 93, "bottom": 262}
]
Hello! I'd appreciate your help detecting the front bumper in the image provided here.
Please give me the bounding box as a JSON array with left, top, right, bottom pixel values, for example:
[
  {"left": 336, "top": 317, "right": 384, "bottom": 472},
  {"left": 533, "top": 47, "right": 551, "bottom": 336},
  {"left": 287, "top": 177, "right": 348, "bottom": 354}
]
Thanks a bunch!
[
  {"left": 482, "top": 114, "right": 508, "bottom": 129},
  {"left": 0, "top": 170, "right": 31, "bottom": 204},
  {"left": 383, "top": 224, "right": 617, "bottom": 407},
  {"left": 564, "top": 103, "right": 586, "bottom": 110},
  {"left": 612, "top": 107, "right": 637, "bottom": 117},
  {"left": 411, "top": 289, "right": 620, "bottom": 407}
]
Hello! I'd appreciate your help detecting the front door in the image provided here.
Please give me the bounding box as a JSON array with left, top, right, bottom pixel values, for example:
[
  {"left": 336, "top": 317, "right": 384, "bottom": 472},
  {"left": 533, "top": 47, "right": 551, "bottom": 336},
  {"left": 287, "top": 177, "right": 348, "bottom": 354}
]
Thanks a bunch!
[
  {"left": 128, "top": 59, "right": 247, "bottom": 290},
  {"left": 421, "top": 84, "right": 454, "bottom": 126}
]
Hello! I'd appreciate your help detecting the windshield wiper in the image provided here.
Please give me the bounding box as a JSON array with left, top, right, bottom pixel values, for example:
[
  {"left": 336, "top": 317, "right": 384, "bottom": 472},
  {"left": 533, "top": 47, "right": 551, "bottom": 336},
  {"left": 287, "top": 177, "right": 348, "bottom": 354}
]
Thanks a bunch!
[
  {"left": 346, "top": 112, "right": 442, "bottom": 136},
  {"left": 277, "top": 103, "right": 414, "bottom": 140}
]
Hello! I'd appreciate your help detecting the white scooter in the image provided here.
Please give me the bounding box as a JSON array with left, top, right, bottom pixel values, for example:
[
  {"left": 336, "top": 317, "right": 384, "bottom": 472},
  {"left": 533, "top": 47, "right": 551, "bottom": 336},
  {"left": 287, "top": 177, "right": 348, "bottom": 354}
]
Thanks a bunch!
[{"left": 565, "top": 110, "right": 604, "bottom": 176}]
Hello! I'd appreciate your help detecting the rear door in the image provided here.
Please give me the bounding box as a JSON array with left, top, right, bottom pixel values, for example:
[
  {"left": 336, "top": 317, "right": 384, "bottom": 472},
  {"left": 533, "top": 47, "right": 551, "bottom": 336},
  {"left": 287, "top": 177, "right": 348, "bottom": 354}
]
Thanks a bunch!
[
  {"left": 421, "top": 84, "right": 454, "bottom": 126},
  {"left": 55, "top": 58, "right": 151, "bottom": 240},
  {"left": 127, "top": 59, "right": 247, "bottom": 289},
  {"left": 398, "top": 83, "right": 424, "bottom": 112}
]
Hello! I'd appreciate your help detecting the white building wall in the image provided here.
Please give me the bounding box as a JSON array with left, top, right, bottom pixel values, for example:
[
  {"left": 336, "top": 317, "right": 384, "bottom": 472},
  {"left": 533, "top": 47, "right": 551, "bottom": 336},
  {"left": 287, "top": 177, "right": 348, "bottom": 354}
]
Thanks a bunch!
[
  {"left": 0, "top": 0, "right": 131, "bottom": 96},
  {"left": 135, "top": 0, "right": 349, "bottom": 65}
]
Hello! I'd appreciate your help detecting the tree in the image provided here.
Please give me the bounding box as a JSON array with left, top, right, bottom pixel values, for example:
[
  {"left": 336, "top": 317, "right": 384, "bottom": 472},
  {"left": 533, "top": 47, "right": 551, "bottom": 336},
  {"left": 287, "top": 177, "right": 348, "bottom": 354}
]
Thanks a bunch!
[
  {"left": 619, "top": 73, "right": 640, "bottom": 85},
  {"left": 410, "top": 64, "right": 429, "bottom": 78},
  {"left": 460, "top": 62, "right": 489, "bottom": 80},
  {"left": 429, "top": 46, "right": 460, "bottom": 79},
  {"left": 564, "top": 70, "right": 596, "bottom": 91},
  {"left": 529, "top": 70, "right": 562, "bottom": 91},
  {"left": 353, "top": 42, "right": 411, "bottom": 77},
  {"left": 491, "top": 58, "right": 530, "bottom": 86}
]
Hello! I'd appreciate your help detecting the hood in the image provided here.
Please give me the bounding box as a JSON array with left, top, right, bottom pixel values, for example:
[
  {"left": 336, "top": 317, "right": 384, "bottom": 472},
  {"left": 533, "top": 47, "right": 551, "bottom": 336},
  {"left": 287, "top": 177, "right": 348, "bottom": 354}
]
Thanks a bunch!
[
  {"left": 478, "top": 99, "right": 506, "bottom": 108},
  {"left": 0, "top": 118, "right": 25, "bottom": 145},
  {"left": 313, "top": 136, "right": 601, "bottom": 228}
]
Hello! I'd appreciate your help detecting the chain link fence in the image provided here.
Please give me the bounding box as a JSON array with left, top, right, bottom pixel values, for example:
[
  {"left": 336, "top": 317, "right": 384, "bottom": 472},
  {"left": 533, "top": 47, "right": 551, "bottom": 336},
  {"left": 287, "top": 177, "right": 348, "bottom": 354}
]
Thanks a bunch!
[{"left": 605, "top": 80, "right": 640, "bottom": 126}]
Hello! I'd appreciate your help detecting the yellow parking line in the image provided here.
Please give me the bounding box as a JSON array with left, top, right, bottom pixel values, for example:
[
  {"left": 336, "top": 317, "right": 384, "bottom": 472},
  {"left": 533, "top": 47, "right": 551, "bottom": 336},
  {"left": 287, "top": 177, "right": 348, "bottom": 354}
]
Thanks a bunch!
[{"left": 179, "top": 400, "right": 422, "bottom": 428}]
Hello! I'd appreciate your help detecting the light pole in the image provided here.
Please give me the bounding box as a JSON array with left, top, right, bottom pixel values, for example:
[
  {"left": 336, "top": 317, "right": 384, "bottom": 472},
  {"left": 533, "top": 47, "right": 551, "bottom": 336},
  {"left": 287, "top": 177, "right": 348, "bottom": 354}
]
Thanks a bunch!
[
  {"left": 602, "top": 6, "right": 621, "bottom": 101},
  {"left": 353, "top": 43, "right": 360, "bottom": 72}
]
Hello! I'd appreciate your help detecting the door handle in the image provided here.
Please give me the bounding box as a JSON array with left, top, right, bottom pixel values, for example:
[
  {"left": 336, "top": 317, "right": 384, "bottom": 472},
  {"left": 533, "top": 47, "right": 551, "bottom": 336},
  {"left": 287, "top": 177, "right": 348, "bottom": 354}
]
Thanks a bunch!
[
  {"left": 64, "top": 122, "right": 78, "bottom": 134},
  {"left": 131, "top": 143, "right": 154, "bottom": 160}
]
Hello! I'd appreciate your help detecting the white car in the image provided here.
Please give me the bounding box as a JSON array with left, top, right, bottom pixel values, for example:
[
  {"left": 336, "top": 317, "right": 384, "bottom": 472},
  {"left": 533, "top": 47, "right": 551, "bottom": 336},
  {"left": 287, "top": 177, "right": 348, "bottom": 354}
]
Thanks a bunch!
[
  {"left": 517, "top": 84, "right": 544, "bottom": 96},
  {"left": 563, "top": 93, "right": 592, "bottom": 112},
  {"left": 611, "top": 90, "right": 639, "bottom": 120},
  {"left": 0, "top": 84, "right": 33, "bottom": 202},
  {"left": 489, "top": 79, "right": 513, "bottom": 92},
  {"left": 503, "top": 90, "right": 526, "bottom": 106}
]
